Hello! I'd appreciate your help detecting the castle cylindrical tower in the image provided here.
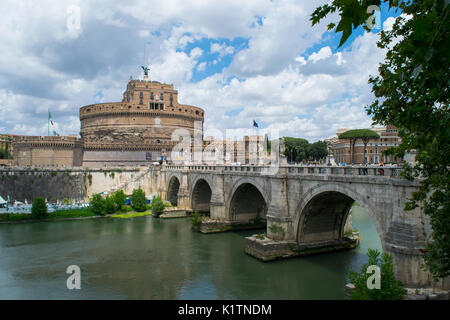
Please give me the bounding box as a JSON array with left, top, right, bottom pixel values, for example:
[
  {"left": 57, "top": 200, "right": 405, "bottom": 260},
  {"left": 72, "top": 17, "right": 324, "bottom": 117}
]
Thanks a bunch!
[{"left": 79, "top": 78, "right": 204, "bottom": 167}]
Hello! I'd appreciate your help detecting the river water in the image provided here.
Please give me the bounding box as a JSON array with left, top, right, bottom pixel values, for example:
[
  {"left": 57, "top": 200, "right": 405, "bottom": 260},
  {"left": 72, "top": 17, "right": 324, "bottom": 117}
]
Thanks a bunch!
[{"left": 0, "top": 205, "right": 381, "bottom": 299}]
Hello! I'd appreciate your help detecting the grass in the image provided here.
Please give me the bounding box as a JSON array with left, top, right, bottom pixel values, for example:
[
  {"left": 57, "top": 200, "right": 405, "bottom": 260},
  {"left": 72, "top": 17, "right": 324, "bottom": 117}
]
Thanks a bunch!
[
  {"left": 0, "top": 208, "right": 97, "bottom": 222},
  {"left": 0, "top": 203, "right": 161, "bottom": 222},
  {"left": 109, "top": 211, "right": 153, "bottom": 219}
]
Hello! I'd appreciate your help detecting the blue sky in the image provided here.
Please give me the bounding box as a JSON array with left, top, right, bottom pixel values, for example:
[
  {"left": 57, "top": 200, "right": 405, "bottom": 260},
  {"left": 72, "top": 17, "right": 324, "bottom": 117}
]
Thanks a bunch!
[{"left": 0, "top": 0, "right": 400, "bottom": 142}]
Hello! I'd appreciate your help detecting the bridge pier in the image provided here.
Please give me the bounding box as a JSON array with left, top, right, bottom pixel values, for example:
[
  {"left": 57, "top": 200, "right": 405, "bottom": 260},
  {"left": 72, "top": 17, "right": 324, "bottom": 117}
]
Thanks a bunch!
[
  {"left": 176, "top": 174, "right": 191, "bottom": 209},
  {"left": 210, "top": 173, "right": 227, "bottom": 220}
]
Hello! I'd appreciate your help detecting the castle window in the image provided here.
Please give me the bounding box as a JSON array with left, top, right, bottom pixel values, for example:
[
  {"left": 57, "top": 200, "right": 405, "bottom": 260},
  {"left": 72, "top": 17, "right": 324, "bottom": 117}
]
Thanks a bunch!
[
  {"left": 150, "top": 92, "right": 154, "bottom": 100},
  {"left": 160, "top": 93, "right": 164, "bottom": 100},
  {"left": 139, "top": 92, "right": 143, "bottom": 105},
  {"left": 170, "top": 94, "right": 173, "bottom": 106}
]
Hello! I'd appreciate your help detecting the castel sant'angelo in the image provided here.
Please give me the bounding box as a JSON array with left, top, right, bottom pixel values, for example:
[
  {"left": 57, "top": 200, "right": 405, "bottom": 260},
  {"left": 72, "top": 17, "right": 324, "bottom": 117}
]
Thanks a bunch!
[{"left": 13, "top": 69, "right": 205, "bottom": 167}]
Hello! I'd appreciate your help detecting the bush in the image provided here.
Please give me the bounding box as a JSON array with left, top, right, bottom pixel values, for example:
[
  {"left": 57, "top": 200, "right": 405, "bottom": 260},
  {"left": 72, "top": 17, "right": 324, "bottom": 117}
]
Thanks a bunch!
[
  {"left": 32, "top": 197, "right": 48, "bottom": 219},
  {"left": 347, "top": 248, "right": 406, "bottom": 300},
  {"left": 130, "top": 188, "right": 147, "bottom": 212},
  {"left": 104, "top": 196, "right": 118, "bottom": 214},
  {"left": 112, "top": 190, "right": 126, "bottom": 211},
  {"left": 90, "top": 194, "right": 106, "bottom": 215},
  {"left": 190, "top": 212, "right": 203, "bottom": 230},
  {"left": 151, "top": 196, "right": 165, "bottom": 217}
]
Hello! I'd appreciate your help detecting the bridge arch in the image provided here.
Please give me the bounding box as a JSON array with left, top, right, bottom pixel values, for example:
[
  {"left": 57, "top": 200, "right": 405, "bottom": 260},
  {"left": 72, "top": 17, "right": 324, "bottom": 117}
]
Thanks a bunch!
[
  {"left": 190, "top": 178, "right": 212, "bottom": 215},
  {"left": 294, "top": 183, "right": 383, "bottom": 245},
  {"left": 228, "top": 178, "right": 269, "bottom": 222},
  {"left": 166, "top": 175, "right": 181, "bottom": 206}
]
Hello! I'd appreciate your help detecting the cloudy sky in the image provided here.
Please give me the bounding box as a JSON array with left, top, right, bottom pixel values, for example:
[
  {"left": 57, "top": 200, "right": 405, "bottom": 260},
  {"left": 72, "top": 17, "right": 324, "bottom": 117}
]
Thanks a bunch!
[{"left": 0, "top": 0, "right": 398, "bottom": 142}]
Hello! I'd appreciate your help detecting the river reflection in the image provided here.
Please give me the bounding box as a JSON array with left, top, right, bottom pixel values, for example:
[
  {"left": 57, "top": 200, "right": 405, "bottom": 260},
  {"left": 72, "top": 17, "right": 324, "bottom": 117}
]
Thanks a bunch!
[{"left": 0, "top": 204, "right": 381, "bottom": 299}]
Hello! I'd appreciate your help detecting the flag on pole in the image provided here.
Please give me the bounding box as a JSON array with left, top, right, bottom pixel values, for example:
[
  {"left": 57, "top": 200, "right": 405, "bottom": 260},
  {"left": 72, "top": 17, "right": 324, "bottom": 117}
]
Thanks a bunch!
[
  {"left": 48, "top": 111, "right": 54, "bottom": 126},
  {"left": 253, "top": 120, "right": 259, "bottom": 128}
]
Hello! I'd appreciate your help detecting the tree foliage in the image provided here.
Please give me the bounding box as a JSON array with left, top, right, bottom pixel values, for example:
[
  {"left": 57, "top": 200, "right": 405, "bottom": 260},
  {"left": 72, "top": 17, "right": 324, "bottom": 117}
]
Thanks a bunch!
[
  {"left": 151, "top": 196, "right": 165, "bottom": 217},
  {"left": 130, "top": 188, "right": 147, "bottom": 212},
  {"left": 338, "top": 129, "right": 380, "bottom": 140},
  {"left": 90, "top": 194, "right": 106, "bottom": 215},
  {"left": 112, "top": 190, "right": 126, "bottom": 211},
  {"left": 32, "top": 197, "right": 48, "bottom": 219},
  {"left": 312, "top": 1, "right": 449, "bottom": 279},
  {"left": 104, "top": 196, "right": 117, "bottom": 214},
  {"left": 282, "top": 137, "right": 328, "bottom": 162},
  {"left": 348, "top": 249, "right": 406, "bottom": 300}
]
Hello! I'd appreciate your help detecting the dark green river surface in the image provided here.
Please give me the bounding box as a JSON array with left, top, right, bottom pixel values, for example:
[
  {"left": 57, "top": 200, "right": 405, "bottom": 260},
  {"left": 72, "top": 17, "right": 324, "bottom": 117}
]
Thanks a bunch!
[{"left": 0, "top": 205, "right": 381, "bottom": 299}]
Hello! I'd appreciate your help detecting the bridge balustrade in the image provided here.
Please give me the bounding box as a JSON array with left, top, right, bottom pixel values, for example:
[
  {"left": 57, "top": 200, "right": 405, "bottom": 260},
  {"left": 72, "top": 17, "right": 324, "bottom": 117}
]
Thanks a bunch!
[
  {"left": 344, "top": 168, "right": 353, "bottom": 175},
  {"left": 162, "top": 164, "right": 402, "bottom": 179},
  {"left": 359, "top": 168, "right": 369, "bottom": 176}
]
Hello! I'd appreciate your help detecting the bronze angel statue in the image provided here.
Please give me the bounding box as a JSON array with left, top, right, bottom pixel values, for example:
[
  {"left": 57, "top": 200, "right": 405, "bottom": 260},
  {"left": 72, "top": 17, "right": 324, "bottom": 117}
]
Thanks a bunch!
[{"left": 141, "top": 66, "right": 150, "bottom": 76}]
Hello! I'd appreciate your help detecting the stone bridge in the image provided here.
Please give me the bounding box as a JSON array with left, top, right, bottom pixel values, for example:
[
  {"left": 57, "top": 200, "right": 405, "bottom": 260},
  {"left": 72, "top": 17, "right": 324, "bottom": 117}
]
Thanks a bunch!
[{"left": 154, "top": 164, "right": 439, "bottom": 288}]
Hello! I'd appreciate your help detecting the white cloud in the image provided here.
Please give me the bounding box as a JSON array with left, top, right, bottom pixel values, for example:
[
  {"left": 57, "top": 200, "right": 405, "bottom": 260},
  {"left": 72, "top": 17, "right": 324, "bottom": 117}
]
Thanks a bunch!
[
  {"left": 0, "top": 0, "right": 390, "bottom": 143},
  {"left": 210, "top": 43, "right": 235, "bottom": 57},
  {"left": 308, "top": 46, "right": 332, "bottom": 63},
  {"left": 197, "top": 62, "right": 206, "bottom": 72}
]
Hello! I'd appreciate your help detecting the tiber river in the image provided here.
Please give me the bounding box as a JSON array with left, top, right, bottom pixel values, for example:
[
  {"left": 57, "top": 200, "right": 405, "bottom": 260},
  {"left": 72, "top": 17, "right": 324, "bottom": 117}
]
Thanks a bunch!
[{"left": 0, "top": 204, "right": 382, "bottom": 299}]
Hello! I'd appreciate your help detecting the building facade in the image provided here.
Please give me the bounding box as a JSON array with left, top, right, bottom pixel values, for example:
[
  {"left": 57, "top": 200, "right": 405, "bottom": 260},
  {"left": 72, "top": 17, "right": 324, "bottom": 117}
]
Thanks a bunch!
[{"left": 331, "top": 125, "right": 401, "bottom": 164}]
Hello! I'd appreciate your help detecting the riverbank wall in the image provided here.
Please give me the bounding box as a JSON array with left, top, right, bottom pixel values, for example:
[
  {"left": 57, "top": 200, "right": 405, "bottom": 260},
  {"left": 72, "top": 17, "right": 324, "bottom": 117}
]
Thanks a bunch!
[{"left": 0, "top": 166, "right": 160, "bottom": 202}]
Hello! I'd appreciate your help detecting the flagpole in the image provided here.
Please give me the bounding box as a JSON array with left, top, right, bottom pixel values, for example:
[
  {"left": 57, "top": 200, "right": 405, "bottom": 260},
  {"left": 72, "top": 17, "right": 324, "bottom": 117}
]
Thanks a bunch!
[{"left": 48, "top": 108, "right": 49, "bottom": 137}]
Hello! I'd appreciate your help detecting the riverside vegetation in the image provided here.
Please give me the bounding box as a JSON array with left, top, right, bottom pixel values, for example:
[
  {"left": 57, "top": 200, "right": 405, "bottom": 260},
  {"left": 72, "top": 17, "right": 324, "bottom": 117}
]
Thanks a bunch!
[{"left": 0, "top": 188, "right": 172, "bottom": 222}]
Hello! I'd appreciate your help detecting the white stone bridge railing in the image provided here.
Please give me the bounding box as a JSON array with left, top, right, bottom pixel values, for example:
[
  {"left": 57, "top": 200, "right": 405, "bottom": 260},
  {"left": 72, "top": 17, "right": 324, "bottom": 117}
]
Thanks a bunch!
[{"left": 163, "top": 164, "right": 403, "bottom": 178}]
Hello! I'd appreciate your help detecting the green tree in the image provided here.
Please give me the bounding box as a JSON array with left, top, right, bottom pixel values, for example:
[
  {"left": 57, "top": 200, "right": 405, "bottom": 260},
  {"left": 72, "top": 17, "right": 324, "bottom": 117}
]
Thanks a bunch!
[
  {"left": 104, "top": 195, "right": 117, "bottom": 214},
  {"left": 281, "top": 137, "right": 327, "bottom": 163},
  {"left": 130, "top": 188, "right": 147, "bottom": 212},
  {"left": 338, "top": 129, "right": 380, "bottom": 163},
  {"left": 112, "top": 190, "right": 126, "bottom": 211},
  {"left": 309, "top": 141, "right": 329, "bottom": 162},
  {"left": 90, "top": 194, "right": 106, "bottom": 215},
  {"left": 151, "top": 195, "right": 165, "bottom": 217},
  {"left": 348, "top": 249, "right": 406, "bottom": 300},
  {"left": 32, "top": 197, "right": 48, "bottom": 219},
  {"left": 312, "top": 1, "right": 449, "bottom": 279}
]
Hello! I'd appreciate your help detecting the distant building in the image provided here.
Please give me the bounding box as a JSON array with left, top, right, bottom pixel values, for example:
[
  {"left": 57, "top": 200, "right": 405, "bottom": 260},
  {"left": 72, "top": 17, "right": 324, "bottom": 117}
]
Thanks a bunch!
[
  {"left": 330, "top": 124, "right": 401, "bottom": 164},
  {"left": 203, "top": 135, "right": 271, "bottom": 165}
]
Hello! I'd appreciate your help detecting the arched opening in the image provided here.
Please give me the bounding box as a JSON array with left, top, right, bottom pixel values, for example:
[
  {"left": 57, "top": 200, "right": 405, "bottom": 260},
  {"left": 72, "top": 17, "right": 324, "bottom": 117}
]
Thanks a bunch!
[
  {"left": 167, "top": 176, "right": 180, "bottom": 206},
  {"left": 229, "top": 183, "right": 267, "bottom": 222},
  {"left": 297, "top": 191, "right": 354, "bottom": 243},
  {"left": 191, "top": 179, "right": 212, "bottom": 215}
]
